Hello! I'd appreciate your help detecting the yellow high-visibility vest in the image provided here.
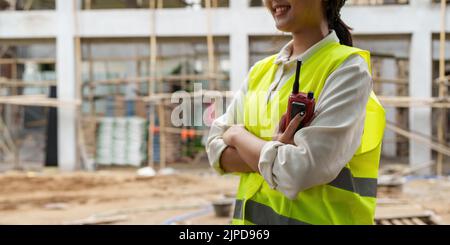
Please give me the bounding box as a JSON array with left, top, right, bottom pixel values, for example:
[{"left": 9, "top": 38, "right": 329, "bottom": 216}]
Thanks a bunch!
[{"left": 232, "top": 41, "right": 386, "bottom": 225}]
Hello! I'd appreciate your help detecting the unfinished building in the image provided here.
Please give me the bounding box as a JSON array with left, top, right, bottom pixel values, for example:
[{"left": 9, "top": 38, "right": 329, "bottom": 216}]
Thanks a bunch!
[{"left": 0, "top": 0, "right": 449, "bottom": 176}]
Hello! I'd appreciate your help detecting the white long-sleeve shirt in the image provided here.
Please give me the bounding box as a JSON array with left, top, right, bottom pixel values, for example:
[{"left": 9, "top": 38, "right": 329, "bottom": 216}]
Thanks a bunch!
[{"left": 206, "top": 31, "right": 372, "bottom": 199}]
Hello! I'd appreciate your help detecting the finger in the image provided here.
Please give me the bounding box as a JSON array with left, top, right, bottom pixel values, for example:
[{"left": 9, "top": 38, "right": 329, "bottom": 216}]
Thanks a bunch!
[
  {"left": 278, "top": 114, "right": 287, "bottom": 133},
  {"left": 285, "top": 113, "right": 304, "bottom": 136},
  {"left": 272, "top": 133, "right": 281, "bottom": 141}
]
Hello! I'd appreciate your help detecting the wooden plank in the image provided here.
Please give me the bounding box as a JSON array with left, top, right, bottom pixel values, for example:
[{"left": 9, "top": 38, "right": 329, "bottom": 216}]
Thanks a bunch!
[
  {"left": 88, "top": 42, "right": 95, "bottom": 116},
  {"left": 395, "top": 59, "right": 409, "bottom": 157},
  {"left": 11, "top": 57, "right": 18, "bottom": 101},
  {"left": 379, "top": 96, "right": 450, "bottom": 108},
  {"left": 74, "top": 0, "right": 82, "bottom": 103},
  {"left": 79, "top": 51, "right": 230, "bottom": 62},
  {"left": 386, "top": 122, "right": 450, "bottom": 157},
  {"left": 411, "top": 218, "right": 427, "bottom": 225},
  {"left": 0, "top": 95, "right": 81, "bottom": 107},
  {"left": 391, "top": 219, "right": 404, "bottom": 225},
  {"left": 142, "top": 90, "right": 231, "bottom": 102},
  {"left": 437, "top": 0, "right": 448, "bottom": 176},
  {"left": 85, "top": 0, "right": 91, "bottom": 9},
  {"left": 158, "top": 103, "right": 166, "bottom": 169},
  {"left": 85, "top": 74, "right": 228, "bottom": 85},
  {"left": 205, "top": 0, "right": 217, "bottom": 90},
  {"left": 379, "top": 220, "right": 392, "bottom": 225},
  {"left": 375, "top": 205, "right": 433, "bottom": 220},
  {"left": 400, "top": 218, "right": 415, "bottom": 225},
  {"left": 0, "top": 58, "right": 55, "bottom": 64},
  {"left": 0, "top": 117, "right": 15, "bottom": 155},
  {"left": 147, "top": 0, "right": 157, "bottom": 170},
  {"left": 149, "top": 0, "right": 157, "bottom": 96},
  {"left": 373, "top": 78, "right": 408, "bottom": 85},
  {"left": 10, "top": 53, "right": 19, "bottom": 169},
  {"left": 74, "top": 0, "right": 85, "bottom": 170},
  {"left": 0, "top": 78, "right": 57, "bottom": 87},
  {"left": 0, "top": 140, "right": 13, "bottom": 158},
  {"left": 0, "top": 118, "right": 17, "bottom": 167}
]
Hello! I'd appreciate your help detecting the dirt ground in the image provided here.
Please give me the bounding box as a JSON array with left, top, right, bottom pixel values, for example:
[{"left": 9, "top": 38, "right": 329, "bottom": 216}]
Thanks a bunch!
[
  {"left": 396, "top": 178, "right": 450, "bottom": 224},
  {"left": 0, "top": 164, "right": 449, "bottom": 225},
  {"left": 0, "top": 164, "right": 239, "bottom": 225}
]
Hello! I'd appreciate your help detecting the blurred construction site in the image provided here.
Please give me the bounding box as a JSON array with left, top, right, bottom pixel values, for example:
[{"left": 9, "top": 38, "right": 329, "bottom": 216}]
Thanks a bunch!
[{"left": 0, "top": 0, "right": 450, "bottom": 225}]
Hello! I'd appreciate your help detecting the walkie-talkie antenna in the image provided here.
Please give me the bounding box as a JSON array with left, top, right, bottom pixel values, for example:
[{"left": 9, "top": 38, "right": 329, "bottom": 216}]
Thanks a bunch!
[{"left": 293, "top": 59, "right": 302, "bottom": 94}]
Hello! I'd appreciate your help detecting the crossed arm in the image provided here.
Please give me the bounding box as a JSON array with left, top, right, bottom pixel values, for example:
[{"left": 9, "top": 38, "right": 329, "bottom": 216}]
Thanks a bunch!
[
  {"left": 216, "top": 115, "right": 303, "bottom": 174},
  {"left": 219, "top": 127, "right": 264, "bottom": 173}
]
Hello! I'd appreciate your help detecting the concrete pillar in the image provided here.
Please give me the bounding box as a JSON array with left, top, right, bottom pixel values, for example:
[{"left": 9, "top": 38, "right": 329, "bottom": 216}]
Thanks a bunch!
[
  {"left": 229, "top": 0, "right": 249, "bottom": 92},
  {"left": 381, "top": 58, "right": 398, "bottom": 158},
  {"left": 409, "top": 30, "right": 433, "bottom": 174},
  {"left": 407, "top": 0, "right": 433, "bottom": 174},
  {"left": 56, "top": 0, "right": 77, "bottom": 171}
]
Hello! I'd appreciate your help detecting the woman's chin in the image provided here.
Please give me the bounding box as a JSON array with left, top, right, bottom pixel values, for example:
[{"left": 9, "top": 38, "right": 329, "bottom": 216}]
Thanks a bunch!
[
  {"left": 274, "top": 19, "right": 293, "bottom": 33},
  {"left": 275, "top": 24, "right": 292, "bottom": 33}
]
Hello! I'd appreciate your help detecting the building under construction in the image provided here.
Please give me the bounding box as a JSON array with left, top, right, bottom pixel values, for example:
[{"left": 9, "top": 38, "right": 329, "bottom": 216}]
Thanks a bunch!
[{"left": 0, "top": 0, "right": 449, "bottom": 225}]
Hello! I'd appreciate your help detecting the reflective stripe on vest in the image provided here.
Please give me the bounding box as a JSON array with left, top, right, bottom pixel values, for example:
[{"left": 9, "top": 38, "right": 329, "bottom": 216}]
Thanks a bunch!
[
  {"left": 233, "top": 199, "right": 311, "bottom": 225},
  {"left": 233, "top": 41, "right": 386, "bottom": 225},
  {"left": 328, "top": 167, "right": 377, "bottom": 198}
]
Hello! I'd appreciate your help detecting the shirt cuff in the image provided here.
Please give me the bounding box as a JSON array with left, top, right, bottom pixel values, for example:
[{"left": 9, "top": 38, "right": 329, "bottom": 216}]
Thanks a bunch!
[
  {"left": 206, "top": 138, "right": 228, "bottom": 175},
  {"left": 258, "top": 141, "right": 284, "bottom": 189}
]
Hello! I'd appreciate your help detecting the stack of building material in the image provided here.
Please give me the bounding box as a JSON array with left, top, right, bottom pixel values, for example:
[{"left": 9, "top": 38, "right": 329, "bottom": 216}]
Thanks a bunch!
[
  {"left": 112, "top": 117, "right": 127, "bottom": 165},
  {"left": 96, "top": 117, "right": 147, "bottom": 167},
  {"left": 96, "top": 117, "right": 114, "bottom": 165},
  {"left": 127, "top": 117, "right": 147, "bottom": 167}
]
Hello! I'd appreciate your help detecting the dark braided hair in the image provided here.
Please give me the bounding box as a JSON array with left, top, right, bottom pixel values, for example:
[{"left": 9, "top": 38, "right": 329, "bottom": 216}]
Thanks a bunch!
[{"left": 324, "top": 0, "right": 353, "bottom": 46}]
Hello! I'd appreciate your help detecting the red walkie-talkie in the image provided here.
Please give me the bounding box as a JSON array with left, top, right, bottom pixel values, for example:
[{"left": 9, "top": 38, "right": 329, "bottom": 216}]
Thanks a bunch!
[{"left": 284, "top": 59, "right": 315, "bottom": 131}]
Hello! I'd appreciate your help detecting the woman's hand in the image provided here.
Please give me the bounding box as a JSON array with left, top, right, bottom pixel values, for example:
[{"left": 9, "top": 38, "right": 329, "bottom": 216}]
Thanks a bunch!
[
  {"left": 273, "top": 113, "right": 304, "bottom": 145},
  {"left": 223, "top": 125, "right": 246, "bottom": 146},
  {"left": 222, "top": 124, "right": 266, "bottom": 172}
]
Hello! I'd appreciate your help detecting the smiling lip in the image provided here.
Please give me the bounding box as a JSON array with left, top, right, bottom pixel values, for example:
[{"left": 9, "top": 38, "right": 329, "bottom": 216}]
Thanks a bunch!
[{"left": 273, "top": 5, "right": 291, "bottom": 17}]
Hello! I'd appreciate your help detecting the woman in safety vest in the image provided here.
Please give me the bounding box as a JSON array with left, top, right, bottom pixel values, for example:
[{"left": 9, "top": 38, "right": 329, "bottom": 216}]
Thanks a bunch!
[{"left": 206, "top": 0, "right": 385, "bottom": 225}]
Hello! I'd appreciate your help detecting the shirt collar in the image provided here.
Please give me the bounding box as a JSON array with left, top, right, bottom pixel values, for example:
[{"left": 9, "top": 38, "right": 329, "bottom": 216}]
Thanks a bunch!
[{"left": 274, "top": 30, "right": 340, "bottom": 65}]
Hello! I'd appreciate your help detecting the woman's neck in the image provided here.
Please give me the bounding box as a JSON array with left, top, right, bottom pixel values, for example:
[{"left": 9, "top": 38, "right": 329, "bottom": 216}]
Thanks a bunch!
[{"left": 290, "top": 24, "right": 330, "bottom": 59}]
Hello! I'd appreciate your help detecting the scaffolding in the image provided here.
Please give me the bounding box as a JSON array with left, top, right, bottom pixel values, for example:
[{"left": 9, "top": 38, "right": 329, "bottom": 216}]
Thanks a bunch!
[{"left": 0, "top": 0, "right": 449, "bottom": 175}]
